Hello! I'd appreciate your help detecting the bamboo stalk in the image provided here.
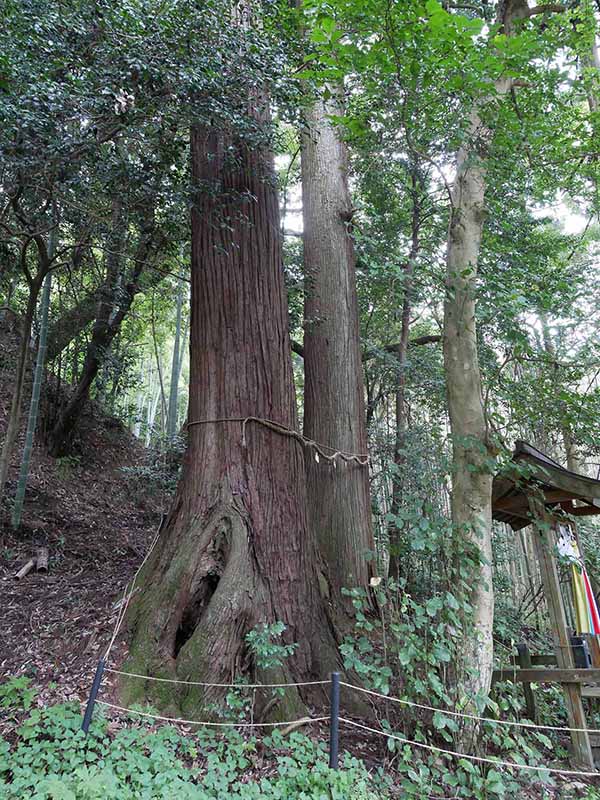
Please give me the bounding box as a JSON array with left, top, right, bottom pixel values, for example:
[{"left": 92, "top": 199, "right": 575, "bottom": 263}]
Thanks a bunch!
[
  {"left": 36, "top": 547, "right": 48, "bottom": 572},
  {"left": 15, "top": 558, "right": 36, "bottom": 580},
  {"left": 12, "top": 230, "right": 56, "bottom": 529}
]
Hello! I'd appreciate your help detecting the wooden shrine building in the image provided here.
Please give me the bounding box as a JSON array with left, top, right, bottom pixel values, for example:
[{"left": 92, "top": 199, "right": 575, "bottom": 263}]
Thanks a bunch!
[{"left": 492, "top": 441, "right": 600, "bottom": 768}]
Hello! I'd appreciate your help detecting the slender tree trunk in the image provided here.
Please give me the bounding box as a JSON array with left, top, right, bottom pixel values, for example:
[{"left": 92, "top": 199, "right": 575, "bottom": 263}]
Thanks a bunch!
[
  {"left": 175, "top": 314, "right": 190, "bottom": 428},
  {"left": 540, "top": 312, "right": 584, "bottom": 473},
  {"left": 0, "top": 274, "right": 44, "bottom": 500},
  {"left": 133, "top": 365, "right": 145, "bottom": 438},
  {"left": 47, "top": 212, "right": 155, "bottom": 456},
  {"left": 444, "top": 0, "right": 525, "bottom": 703},
  {"left": 301, "top": 92, "right": 374, "bottom": 600},
  {"left": 151, "top": 290, "right": 168, "bottom": 438},
  {"left": 388, "top": 172, "right": 422, "bottom": 579},
  {"left": 48, "top": 311, "right": 115, "bottom": 455},
  {"left": 582, "top": 29, "right": 599, "bottom": 115},
  {"left": 444, "top": 106, "right": 495, "bottom": 702},
  {"left": 46, "top": 289, "right": 101, "bottom": 363},
  {"left": 46, "top": 265, "right": 166, "bottom": 364},
  {"left": 146, "top": 381, "right": 161, "bottom": 447},
  {"left": 123, "top": 122, "right": 340, "bottom": 718},
  {"left": 167, "top": 278, "right": 183, "bottom": 444},
  {"left": 47, "top": 201, "right": 124, "bottom": 455},
  {"left": 12, "top": 266, "right": 53, "bottom": 529}
]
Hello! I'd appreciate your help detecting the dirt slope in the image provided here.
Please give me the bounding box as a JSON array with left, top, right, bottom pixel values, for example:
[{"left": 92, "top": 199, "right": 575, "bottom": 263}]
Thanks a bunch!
[{"left": 0, "top": 311, "right": 163, "bottom": 717}]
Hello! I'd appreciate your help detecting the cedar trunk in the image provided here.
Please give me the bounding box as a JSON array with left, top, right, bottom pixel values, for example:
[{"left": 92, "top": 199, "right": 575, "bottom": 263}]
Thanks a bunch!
[
  {"left": 123, "top": 125, "right": 340, "bottom": 717},
  {"left": 301, "top": 94, "right": 374, "bottom": 599}
]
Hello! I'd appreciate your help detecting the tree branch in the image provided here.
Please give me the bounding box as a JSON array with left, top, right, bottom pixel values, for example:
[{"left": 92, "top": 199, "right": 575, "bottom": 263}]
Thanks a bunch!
[
  {"left": 363, "top": 335, "right": 442, "bottom": 362},
  {"left": 524, "top": 4, "right": 566, "bottom": 17},
  {"left": 291, "top": 334, "right": 441, "bottom": 363},
  {"left": 407, "top": 334, "right": 442, "bottom": 347}
]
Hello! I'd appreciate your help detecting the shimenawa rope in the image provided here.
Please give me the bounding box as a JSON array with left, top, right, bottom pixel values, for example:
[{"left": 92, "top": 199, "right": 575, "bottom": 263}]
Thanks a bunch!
[
  {"left": 95, "top": 462, "right": 599, "bottom": 775},
  {"left": 186, "top": 416, "right": 369, "bottom": 465}
]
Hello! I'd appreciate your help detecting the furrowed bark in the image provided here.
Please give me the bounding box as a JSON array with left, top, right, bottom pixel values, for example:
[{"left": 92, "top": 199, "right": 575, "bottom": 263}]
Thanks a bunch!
[
  {"left": 301, "top": 91, "right": 375, "bottom": 601},
  {"left": 123, "top": 119, "right": 341, "bottom": 719}
]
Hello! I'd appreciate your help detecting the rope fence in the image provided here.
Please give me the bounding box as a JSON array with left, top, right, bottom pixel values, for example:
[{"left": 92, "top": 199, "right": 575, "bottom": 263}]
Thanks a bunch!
[
  {"left": 81, "top": 663, "right": 600, "bottom": 779},
  {"left": 95, "top": 660, "right": 600, "bottom": 737},
  {"left": 338, "top": 717, "right": 600, "bottom": 779},
  {"left": 103, "top": 519, "right": 164, "bottom": 663},
  {"left": 339, "top": 680, "right": 600, "bottom": 736},
  {"left": 78, "top": 521, "right": 600, "bottom": 781},
  {"left": 95, "top": 701, "right": 329, "bottom": 729},
  {"left": 104, "top": 667, "right": 328, "bottom": 689}
]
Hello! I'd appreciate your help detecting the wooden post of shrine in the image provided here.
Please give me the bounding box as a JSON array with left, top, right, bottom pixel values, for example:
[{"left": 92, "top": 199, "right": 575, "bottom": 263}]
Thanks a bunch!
[
  {"left": 527, "top": 493, "right": 594, "bottom": 768},
  {"left": 516, "top": 642, "right": 538, "bottom": 724}
]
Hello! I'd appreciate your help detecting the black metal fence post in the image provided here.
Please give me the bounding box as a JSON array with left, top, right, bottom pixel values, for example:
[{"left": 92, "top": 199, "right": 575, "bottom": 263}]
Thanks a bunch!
[
  {"left": 329, "top": 671, "right": 340, "bottom": 769},
  {"left": 81, "top": 658, "right": 106, "bottom": 733}
]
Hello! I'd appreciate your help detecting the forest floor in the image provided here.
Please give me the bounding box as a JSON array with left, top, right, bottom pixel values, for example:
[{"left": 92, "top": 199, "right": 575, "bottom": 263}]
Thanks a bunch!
[
  {"left": 0, "top": 311, "right": 164, "bottom": 728},
  {"left": 0, "top": 392, "right": 163, "bottom": 726}
]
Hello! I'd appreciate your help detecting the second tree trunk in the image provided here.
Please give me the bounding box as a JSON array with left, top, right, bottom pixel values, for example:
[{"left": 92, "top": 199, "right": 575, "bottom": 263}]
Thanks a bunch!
[{"left": 301, "top": 93, "right": 374, "bottom": 601}]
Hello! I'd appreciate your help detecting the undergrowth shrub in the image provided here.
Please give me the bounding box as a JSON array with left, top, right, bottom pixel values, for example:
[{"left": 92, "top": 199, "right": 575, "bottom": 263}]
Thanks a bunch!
[
  {"left": 0, "top": 700, "right": 389, "bottom": 800},
  {"left": 119, "top": 433, "right": 186, "bottom": 505},
  {"left": 338, "top": 578, "right": 574, "bottom": 799},
  {"left": 205, "top": 621, "right": 299, "bottom": 722},
  {"left": 120, "top": 462, "right": 178, "bottom": 505},
  {"left": 0, "top": 676, "right": 37, "bottom": 715}
]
